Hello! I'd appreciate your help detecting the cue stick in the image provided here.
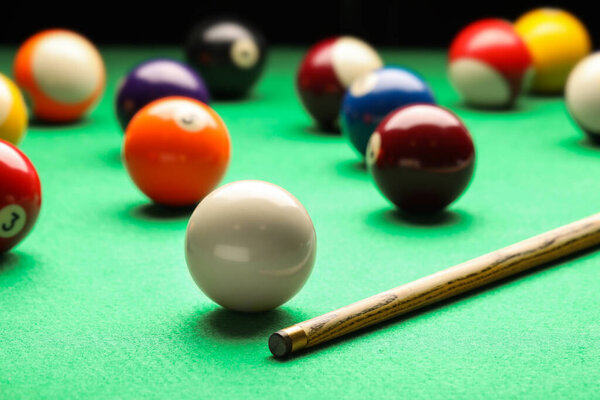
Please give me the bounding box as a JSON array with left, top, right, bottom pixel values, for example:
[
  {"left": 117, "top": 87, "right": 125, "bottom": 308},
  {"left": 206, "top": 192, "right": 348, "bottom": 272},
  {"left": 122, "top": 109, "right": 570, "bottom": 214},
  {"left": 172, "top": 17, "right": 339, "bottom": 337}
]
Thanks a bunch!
[{"left": 269, "top": 212, "right": 600, "bottom": 358}]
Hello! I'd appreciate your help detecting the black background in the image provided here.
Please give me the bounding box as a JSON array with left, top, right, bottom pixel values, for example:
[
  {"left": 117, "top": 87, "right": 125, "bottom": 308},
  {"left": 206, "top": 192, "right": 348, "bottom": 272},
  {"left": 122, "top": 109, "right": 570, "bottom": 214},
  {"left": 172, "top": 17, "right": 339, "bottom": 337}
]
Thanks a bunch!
[{"left": 0, "top": 1, "right": 596, "bottom": 47}]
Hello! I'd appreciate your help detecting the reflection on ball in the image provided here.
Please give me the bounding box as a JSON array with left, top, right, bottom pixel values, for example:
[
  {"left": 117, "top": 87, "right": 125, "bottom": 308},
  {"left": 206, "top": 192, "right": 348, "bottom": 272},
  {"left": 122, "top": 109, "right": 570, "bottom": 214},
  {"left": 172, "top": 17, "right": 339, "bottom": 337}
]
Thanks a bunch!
[{"left": 185, "top": 180, "right": 317, "bottom": 312}]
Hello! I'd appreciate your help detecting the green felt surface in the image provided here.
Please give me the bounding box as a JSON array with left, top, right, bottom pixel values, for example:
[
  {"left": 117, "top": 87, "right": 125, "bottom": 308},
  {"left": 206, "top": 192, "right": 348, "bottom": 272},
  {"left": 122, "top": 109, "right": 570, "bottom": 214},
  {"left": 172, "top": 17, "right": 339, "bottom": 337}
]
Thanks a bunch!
[{"left": 1, "top": 47, "right": 600, "bottom": 399}]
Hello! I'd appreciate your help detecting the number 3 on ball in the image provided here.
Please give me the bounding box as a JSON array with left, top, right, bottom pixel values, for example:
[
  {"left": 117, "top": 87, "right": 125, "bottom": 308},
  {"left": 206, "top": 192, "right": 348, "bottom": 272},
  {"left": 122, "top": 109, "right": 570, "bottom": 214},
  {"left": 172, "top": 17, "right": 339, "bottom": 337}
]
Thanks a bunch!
[
  {"left": 0, "top": 205, "right": 26, "bottom": 238},
  {"left": 0, "top": 140, "right": 42, "bottom": 253}
]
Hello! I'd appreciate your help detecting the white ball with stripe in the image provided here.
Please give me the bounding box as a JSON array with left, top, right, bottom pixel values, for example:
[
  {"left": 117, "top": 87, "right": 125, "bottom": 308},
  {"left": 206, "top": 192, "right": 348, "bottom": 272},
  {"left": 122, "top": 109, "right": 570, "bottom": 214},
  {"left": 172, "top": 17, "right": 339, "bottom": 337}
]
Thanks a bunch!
[
  {"left": 32, "top": 31, "right": 104, "bottom": 104},
  {"left": 332, "top": 37, "right": 383, "bottom": 88}
]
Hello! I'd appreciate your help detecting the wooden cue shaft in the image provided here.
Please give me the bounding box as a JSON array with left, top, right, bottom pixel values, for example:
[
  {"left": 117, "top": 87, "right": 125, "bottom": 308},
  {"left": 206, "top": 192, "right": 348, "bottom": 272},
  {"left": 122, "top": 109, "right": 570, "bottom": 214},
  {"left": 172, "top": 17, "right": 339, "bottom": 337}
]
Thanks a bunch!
[{"left": 269, "top": 212, "right": 600, "bottom": 358}]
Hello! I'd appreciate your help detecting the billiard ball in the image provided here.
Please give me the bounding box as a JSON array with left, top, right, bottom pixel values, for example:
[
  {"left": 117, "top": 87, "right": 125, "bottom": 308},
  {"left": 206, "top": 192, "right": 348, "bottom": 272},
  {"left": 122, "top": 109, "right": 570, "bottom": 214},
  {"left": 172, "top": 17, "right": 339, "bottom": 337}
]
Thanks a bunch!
[
  {"left": 185, "top": 180, "right": 316, "bottom": 312},
  {"left": 0, "top": 140, "right": 41, "bottom": 253},
  {"left": 297, "top": 36, "right": 383, "bottom": 130},
  {"left": 123, "top": 97, "right": 230, "bottom": 206},
  {"left": 449, "top": 19, "right": 532, "bottom": 108},
  {"left": 115, "top": 58, "right": 210, "bottom": 131},
  {"left": 341, "top": 67, "right": 435, "bottom": 156},
  {"left": 185, "top": 18, "right": 267, "bottom": 98},
  {"left": 366, "top": 104, "right": 475, "bottom": 214},
  {"left": 0, "top": 73, "right": 27, "bottom": 145},
  {"left": 13, "top": 29, "right": 105, "bottom": 122},
  {"left": 566, "top": 53, "right": 600, "bottom": 142},
  {"left": 515, "top": 8, "right": 591, "bottom": 93}
]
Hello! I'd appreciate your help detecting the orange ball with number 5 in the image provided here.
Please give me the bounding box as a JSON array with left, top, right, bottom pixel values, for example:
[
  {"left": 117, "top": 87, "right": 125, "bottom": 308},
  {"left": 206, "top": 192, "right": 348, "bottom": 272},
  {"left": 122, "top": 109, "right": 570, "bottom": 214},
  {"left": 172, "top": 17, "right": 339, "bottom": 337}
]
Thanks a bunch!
[{"left": 123, "top": 97, "right": 231, "bottom": 206}]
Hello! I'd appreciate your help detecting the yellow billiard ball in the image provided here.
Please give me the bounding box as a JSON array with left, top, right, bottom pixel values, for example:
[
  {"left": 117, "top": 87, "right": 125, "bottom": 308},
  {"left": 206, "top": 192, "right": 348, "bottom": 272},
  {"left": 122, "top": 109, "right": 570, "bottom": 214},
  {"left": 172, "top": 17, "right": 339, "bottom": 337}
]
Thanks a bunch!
[
  {"left": 0, "top": 73, "right": 27, "bottom": 145},
  {"left": 515, "top": 8, "right": 591, "bottom": 93}
]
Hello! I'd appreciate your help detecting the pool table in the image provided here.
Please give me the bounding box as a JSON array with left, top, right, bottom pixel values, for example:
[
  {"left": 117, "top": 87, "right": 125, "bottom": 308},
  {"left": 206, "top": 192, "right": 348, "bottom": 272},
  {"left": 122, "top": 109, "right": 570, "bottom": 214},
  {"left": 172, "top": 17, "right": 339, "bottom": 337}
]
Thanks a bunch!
[{"left": 1, "top": 47, "right": 599, "bottom": 399}]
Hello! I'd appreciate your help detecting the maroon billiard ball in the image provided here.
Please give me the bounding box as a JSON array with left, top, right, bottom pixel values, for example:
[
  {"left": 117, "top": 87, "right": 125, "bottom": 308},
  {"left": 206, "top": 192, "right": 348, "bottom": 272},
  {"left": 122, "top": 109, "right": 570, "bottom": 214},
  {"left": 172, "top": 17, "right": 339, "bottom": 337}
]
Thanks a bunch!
[
  {"left": 366, "top": 104, "right": 475, "bottom": 214},
  {"left": 0, "top": 140, "right": 42, "bottom": 253},
  {"left": 296, "top": 36, "right": 382, "bottom": 130}
]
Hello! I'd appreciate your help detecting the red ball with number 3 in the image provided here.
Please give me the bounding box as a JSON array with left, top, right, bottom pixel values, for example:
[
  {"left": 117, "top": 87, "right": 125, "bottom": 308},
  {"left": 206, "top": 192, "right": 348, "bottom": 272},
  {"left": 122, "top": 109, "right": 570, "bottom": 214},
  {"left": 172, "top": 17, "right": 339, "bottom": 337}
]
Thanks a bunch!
[{"left": 0, "top": 140, "right": 42, "bottom": 253}]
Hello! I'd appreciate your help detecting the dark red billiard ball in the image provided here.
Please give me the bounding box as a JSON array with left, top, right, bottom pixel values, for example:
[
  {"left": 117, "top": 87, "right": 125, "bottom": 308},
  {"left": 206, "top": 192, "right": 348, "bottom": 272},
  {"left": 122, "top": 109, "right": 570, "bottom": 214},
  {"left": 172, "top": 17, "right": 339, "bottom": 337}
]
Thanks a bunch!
[
  {"left": 366, "top": 104, "right": 475, "bottom": 214},
  {"left": 449, "top": 19, "right": 532, "bottom": 108},
  {"left": 0, "top": 140, "right": 42, "bottom": 253},
  {"left": 297, "top": 36, "right": 383, "bottom": 130}
]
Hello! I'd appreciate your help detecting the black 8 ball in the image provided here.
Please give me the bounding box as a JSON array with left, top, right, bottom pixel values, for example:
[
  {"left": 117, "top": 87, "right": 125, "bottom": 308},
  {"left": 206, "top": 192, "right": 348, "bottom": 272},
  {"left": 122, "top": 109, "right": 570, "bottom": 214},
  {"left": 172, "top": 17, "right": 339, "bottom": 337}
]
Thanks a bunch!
[{"left": 185, "top": 18, "right": 267, "bottom": 98}]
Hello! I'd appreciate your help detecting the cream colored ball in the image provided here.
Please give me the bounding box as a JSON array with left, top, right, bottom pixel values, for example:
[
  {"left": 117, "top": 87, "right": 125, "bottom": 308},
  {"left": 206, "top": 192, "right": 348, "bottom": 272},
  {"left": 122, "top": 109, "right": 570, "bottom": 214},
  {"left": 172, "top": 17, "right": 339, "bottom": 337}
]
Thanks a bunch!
[
  {"left": 185, "top": 180, "right": 317, "bottom": 312},
  {"left": 566, "top": 53, "right": 600, "bottom": 141}
]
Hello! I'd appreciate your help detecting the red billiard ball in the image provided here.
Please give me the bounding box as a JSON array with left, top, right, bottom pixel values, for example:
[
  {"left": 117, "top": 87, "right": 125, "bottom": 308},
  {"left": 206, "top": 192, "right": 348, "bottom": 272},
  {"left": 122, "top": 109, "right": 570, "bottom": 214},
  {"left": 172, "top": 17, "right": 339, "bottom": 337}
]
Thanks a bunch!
[
  {"left": 449, "top": 19, "right": 532, "bottom": 108},
  {"left": 0, "top": 140, "right": 42, "bottom": 253},
  {"left": 123, "top": 97, "right": 230, "bottom": 206},
  {"left": 297, "top": 36, "right": 383, "bottom": 130},
  {"left": 366, "top": 104, "right": 475, "bottom": 214}
]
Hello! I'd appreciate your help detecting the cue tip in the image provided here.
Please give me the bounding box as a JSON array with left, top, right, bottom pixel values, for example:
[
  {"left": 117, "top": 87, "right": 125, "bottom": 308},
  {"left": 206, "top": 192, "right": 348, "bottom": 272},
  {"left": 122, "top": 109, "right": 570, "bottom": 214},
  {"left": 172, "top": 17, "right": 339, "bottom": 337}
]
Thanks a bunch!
[
  {"left": 268, "top": 326, "right": 308, "bottom": 358},
  {"left": 269, "top": 331, "right": 292, "bottom": 358}
]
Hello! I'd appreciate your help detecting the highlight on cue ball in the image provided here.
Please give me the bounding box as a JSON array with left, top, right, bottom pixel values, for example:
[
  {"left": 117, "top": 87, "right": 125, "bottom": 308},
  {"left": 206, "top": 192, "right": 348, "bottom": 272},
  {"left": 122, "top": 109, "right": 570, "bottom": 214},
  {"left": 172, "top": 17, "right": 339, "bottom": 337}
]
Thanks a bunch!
[{"left": 185, "top": 180, "right": 317, "bottom": 313}]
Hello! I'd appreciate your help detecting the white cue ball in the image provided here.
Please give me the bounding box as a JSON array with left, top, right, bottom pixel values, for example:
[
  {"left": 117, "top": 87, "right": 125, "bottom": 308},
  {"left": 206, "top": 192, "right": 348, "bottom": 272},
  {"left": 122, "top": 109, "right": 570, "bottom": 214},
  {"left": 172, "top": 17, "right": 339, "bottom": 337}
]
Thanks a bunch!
[
  {"left": 566, "top": 53, "right": 600, "bottom": 141},
  {"left": 185, "top": 180, "right": 317, "bottom": 312}
]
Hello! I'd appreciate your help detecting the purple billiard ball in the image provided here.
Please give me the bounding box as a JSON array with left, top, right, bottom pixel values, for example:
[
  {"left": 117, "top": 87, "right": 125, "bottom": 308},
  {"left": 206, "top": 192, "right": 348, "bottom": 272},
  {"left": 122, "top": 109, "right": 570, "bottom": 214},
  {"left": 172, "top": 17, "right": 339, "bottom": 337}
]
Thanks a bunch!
[{"left": 115, "top": 58, "right": 210, "bottom": 131}]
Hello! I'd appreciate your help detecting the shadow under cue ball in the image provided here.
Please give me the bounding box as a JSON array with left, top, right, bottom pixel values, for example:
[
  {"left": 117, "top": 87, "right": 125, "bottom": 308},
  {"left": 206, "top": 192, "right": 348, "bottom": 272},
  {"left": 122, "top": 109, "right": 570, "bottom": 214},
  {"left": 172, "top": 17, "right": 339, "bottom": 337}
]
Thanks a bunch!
[
  {"left": 185, "top": 18, "right": 267, "bottom": 99},
  {"left": 366, "top": 104, "right": 475, "bottom": 214},
  {"left": 185, "top": 180, "right": 317, "bottom": 312}
]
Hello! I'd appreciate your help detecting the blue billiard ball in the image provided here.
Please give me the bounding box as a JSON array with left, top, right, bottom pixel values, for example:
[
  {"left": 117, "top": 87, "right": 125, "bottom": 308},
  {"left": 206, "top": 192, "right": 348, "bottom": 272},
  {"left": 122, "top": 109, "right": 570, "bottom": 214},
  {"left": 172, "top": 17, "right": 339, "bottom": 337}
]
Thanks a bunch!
[
  {"left": 116, "top": 58, "right": 211, "bottom": 131},
  {"left": 341, "top": 67, "right": 436, "bottom": 156}
]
